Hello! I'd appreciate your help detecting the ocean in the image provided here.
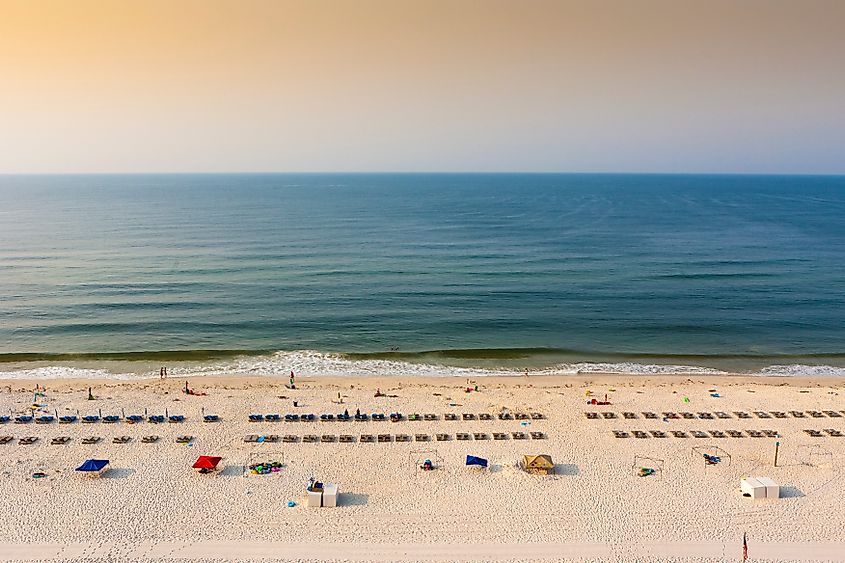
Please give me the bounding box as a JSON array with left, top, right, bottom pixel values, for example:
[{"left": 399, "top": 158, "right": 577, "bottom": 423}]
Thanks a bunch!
[{"left": 1, "top": 173, "right": 844, "bottom": 379}]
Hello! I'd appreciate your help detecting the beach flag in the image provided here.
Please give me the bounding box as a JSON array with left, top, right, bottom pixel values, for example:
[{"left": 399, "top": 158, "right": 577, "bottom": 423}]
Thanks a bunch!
[{"left": 742, "top": 532, "right": 748, "bottom": 562}]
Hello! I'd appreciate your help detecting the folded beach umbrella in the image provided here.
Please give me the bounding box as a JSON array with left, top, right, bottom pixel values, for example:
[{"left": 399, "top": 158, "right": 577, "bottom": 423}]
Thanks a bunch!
[
  {"left": 465, "top": 455, "right": 488, "bottom": 468},
  {"left": 76, "top": 459, "right": 109, "bottom": 472},
  {"left": 192, "top": 456, "right": 222, "bottom": 470}
]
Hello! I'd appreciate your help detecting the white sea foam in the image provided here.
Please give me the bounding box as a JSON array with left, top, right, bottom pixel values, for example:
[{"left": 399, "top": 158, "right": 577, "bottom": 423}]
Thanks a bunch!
[
  {"left": 759, "top": 364, "right": 845, "bottom": 377},
  {"left": 1, "top": 350, "right": 843, "bottom": 380}
]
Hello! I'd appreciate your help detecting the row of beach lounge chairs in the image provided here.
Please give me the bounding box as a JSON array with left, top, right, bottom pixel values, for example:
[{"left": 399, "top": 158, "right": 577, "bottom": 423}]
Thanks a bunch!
[
  {"left": 0, "top": 435, "right": 190, "bottom": 445},
  {"left": 243, "top": 431, "right": 546, "bottom": 443},
  {"left": 587, "top": 410, "right": 845, "bottom": 420},
  {"left": 3, "top": 414, "right": 214, "bottom": 424},
  {"left": 613, "top": 429, "right": 789, "bottom": 439},
  {"left": 248, "top": 412, "right": 545, "bottom": 422}
]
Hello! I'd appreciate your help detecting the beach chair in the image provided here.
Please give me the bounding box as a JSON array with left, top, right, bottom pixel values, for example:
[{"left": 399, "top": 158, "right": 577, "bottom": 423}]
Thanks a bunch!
[
  {"left": 265, "top": 435, "right": 280, "bottom": 443},
  {"left": 649, "top": 430, "right": 668, "bottom": 438},
  {"left": 670, "top": 431, "right": 688, "bottom": 438},
  {"left": 790, "top": 411, "right": 807, "bottom": 418},
  {"left": 824, "top": 411, "right": 842, "bottom": 418},
  {"left": 734, "top": 411, "right": 752, "bottom": 419},
  {"left": 823, "top": 429, "right": 844, "bottom": 437},
  {"left": 0, "top": 416, "right": 9, "bottom": 424},
  {"left": 771, "top": 411, "right": 788, "bottom": 419},
  {"left": 141, "top": 435, "right": 159, "bottom": 443},
  {"left": 301, "top": 414, "right": 316, "bottom": 422},
  {"left": 19, "top": 436, "right": 38, "bottom": 445},
  {"left": 282, "top": 435, "right": 298, "bottom": 443},
  {"left": 302, "top": 435, "right": 319, "bottom": 443},
  {"left": 642, "top": 412, "right": 658, "bottom": 419},
  {"left": 15, "top": 416, "right": 33, "bottom": 424},
  {"left": 339, "top": 435, "right": 355, "bottom": 443},
  {"left": 320, "top": 414, "right": 335, "bottom": 422},
  {"left": 529, "top": 432, "right": 546, "bottom": 440},
  {"left": 714, "top": 411, "right": 732, "bottom": 419},
  {"left": 753, "top": 411, "right": 771, "bottom": 419},
  {"left": 203, "top": 414, "right": 220, "bottom": 423},
  {"left": 102, "top": 415, "right": 120, "bottom": 423},
  {"left": 436, "top": 433, "right": 450, "bottom": 441},
  {"left": 51, "top": 436, "right": 71, "bottom": 445},
  {"left": 168, "top": 415, "right": 185, "bottom": 423},
  {"left": 175, "top": 435, "right": 193, "bottom": 443},
  {"left": 125, "top": 415, "right": 143, "bottom": 423},
  {"left": 512, "top": 432, "right": 528, "bottom": 440},
  {"left": 81, "top": 436, "right": 101, "bottom": 444},
  {"left": 498, "top": 412, "right": 513, "bottom": 420},
  {"left": 424, "top": 414, "right": 438, "bottom": 421},
  {"left": 473, "top": 433, "right": 488, "bottom": 440},
  {"left": 493, "top": 432, "right": 508, "bottom": 440},
  {"left": 601, "top": 412, "right": 617, "bottom": 419},
  {"left": 354, "top": 413, "right": 369, "bottom": 422},
  {"left": 462, "top": 413, "right": 475, "bottom": 421},
  {"left": 515, "top": 413, "right": 530, "bottom": 420},
  {"left": 337, "top": 413, "right": 351, "bottom": 421},
  {"left": 622, "top": 412, "right": 638, "bottom": 419},
  {"left": 320, "top": 435, "right": 336, "bottom": 443},
  {"left": 359, "top": 434, "right": 375, "bottom": 443},
  {"left": 444, "top": 413, "right": 458, "bottom": 421},
  {"left": 249, "top": 414, "right": 264, "bottom": 422},
  {"left": 632, "top": 431, "right": 649, "bottom": 439},
  {"left": 762, "top": 430, "right": 779, "bottom": 437},
  {"left": 680, "top": 412, "right": 696, "bottom": 419},
  {"left": 395, "top": 434, "right": 411, "bottom": 442},
  {"left": 113, "top": 436, "right": 131, "bottom": 444},
  {"left": 265, "top": 414, "right": 281, "bottom": 422},
  {"left": 456, "top": 433, "right": 471, "bottom": 441},
  {"left": 285, "top": 414, "right": 301, "bottom": 422},
  {"left": 726, "top": 430, "right": 745, "bottom": 438},
  {"left": 697, "top": 412, "right": 714, "bottom": 419},
  {"left": 148, "top": 415, "right": 165, "bottom": 424},
  {"left": 804, "top": 429, "right": 824, "bottom": 437},
  {"left": 530, "top": 412, "right": 544, "bottom": 420},
  {"left": 478, "top": 413, "right": 493, "bottom": 421},
  {"left": 745, "top": 430, "right": 765, "bottom": 438},
  {"left": 691, "top": 430, "right": 708, "bottom": 438},
  {"left": 0, "top": 436, "right": 13, "bottom": 445},
  {"left": 36, "top": 415, "right": 55, "bottom": 424},
  {"left": 408, "top": 413, "right": 420, "bottom": 421},
  {"left": 371, "top": 413, "right": 386, "bottom": 421},
  {"left": 612, "top": 430, "right": 630, "bottom": 438},
  {"left": 584, "top": 412, "right": 600, "bottom": 419},
  {"left": 244, "top": 434, "right": 260, "bottom": 443},
  {"left": 708, "top": 430, "right": 726, "bottom": 438},
  {"left": 808, "top": 411, "right": 826, "bottom": 418},
  {"left": 415, "top": 434, "right": 430, "bottom": 442}
]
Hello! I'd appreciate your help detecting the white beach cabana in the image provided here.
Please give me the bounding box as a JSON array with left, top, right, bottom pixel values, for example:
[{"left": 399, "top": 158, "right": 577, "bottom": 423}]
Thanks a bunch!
[{"left": 741, "top": 477, "right": 779, "bottom": 499}]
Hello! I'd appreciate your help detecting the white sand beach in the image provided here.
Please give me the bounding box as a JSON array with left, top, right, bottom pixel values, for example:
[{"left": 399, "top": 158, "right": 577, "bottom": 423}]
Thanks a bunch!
[{"left": 1, "top": 373, "right": 844, "bottom": 562}]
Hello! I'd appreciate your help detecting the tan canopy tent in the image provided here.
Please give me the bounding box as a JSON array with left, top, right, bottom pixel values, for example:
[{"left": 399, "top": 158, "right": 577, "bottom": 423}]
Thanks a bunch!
[{"left": 522, "top": 454, "right": 554, "bottom": 475}]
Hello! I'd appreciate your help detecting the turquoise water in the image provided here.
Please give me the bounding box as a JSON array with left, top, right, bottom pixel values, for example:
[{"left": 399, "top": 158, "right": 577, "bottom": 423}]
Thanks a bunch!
[{"left": 1, "top": 173, "right": 844, "bottom": 377}]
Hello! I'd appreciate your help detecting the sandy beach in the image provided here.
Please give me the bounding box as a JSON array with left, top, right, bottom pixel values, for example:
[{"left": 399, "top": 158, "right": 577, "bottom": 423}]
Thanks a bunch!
[{"left": 1, "top": 373, "right": 844, "bottom": 562}]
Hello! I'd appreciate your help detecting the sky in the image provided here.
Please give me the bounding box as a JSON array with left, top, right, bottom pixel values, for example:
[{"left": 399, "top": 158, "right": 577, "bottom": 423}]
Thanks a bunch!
[{"left": 1, "top": 0, "right": 844, "bottom": 174}]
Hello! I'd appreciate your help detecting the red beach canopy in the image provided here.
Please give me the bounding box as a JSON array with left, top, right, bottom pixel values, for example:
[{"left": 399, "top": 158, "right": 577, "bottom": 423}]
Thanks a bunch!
[{"left": 192, "top": 456, "right": 222, "bottom": 470}]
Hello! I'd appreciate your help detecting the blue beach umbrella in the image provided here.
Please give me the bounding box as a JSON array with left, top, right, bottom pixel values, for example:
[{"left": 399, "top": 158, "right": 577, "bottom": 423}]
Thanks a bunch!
[
  {"left": 465, "top": 455, "right": 488, "bottom": 468},
  {"left": 76, "top": 459, "right": 109, "bottom": 473}
]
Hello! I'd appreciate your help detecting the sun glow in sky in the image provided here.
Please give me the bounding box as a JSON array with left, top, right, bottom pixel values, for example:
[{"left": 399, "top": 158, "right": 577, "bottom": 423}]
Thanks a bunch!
[{"left": 1, "top": 0, "right": 844, "bottom": 173}]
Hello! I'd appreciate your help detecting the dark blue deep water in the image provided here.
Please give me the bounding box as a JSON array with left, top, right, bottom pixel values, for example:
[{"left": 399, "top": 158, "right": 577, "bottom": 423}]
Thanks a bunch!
[{"left": 1, "top": 173, "right": 844, "bottom": 377}]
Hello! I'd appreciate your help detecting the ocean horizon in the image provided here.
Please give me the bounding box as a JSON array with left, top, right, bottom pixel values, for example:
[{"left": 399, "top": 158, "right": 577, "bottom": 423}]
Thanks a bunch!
[{"left": 2, "top": 172, "right": 844, "bottom": 379}]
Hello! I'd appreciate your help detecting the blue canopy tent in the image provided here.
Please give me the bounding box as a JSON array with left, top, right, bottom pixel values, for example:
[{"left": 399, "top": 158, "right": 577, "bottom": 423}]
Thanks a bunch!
[
  {"left": 76, "top": 459, "right": 109, "bottom": 475},
  {"left": 465, "top": 455, "right": 488, "bottom": 468}
]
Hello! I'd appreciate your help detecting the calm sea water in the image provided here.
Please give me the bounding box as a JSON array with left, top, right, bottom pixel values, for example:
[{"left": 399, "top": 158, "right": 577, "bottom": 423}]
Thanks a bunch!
[{"left": 1, "top": 173, "right": 844, "bottom": 378}]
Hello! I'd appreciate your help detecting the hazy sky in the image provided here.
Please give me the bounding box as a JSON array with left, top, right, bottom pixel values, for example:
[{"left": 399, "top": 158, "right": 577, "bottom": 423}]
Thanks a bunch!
[{"left": 2, "top": 0, "right": 844, "bottom": 173}]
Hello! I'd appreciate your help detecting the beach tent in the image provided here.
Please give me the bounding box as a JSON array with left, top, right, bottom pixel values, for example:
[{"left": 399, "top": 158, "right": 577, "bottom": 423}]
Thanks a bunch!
[
  {"left": 741, "top": 477, "right": 778, "bottom": 499},
  {"left": 192, "top": 456, "right": 222, "bottom": 471},
  {"left": 522, "top": 454, "right": 554, "bottom": 475},
  {"left": 466, "top": 455, "right": 488, "bottom": 468},
  {"left": 76, "top": 459, "right": 109, "bottom": 476}
]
